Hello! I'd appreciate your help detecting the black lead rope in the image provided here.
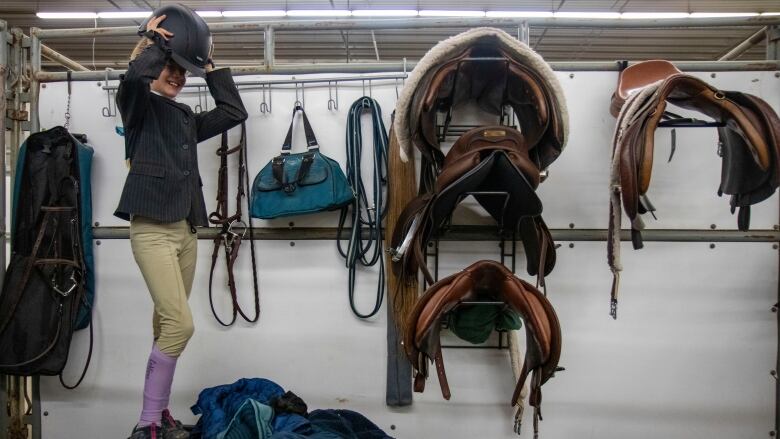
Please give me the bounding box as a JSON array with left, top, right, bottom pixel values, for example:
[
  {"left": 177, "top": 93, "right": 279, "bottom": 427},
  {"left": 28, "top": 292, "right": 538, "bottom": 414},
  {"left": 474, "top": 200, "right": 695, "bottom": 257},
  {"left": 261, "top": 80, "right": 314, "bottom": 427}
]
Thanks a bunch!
[{"left": 337, "top": 97, "right": 389, "bottom": 318}]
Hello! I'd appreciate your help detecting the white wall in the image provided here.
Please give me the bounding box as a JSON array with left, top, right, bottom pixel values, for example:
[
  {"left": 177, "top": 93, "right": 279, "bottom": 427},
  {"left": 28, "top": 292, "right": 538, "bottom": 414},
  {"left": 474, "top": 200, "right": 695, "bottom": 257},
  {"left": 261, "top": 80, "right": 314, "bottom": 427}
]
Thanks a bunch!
[{"left": 36, "top": 69, "right": 779, "bottom": 438}]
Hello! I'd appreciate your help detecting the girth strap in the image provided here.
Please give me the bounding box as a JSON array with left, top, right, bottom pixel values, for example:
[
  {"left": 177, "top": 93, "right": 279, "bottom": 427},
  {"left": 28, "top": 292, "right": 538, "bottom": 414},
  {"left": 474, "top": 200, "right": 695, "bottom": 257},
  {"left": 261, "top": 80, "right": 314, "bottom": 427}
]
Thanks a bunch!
[{"left": 208, "top": 123, "right": 261, "bottom": 326}]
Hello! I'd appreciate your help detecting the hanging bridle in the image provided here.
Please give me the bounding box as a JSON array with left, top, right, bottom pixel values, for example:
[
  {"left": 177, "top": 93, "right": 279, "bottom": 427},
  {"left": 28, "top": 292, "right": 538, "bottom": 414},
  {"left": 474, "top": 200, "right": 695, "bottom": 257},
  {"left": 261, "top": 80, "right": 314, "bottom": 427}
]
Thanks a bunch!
[{"left": 208, "top": 123, "right": 261, "bottom": 326}]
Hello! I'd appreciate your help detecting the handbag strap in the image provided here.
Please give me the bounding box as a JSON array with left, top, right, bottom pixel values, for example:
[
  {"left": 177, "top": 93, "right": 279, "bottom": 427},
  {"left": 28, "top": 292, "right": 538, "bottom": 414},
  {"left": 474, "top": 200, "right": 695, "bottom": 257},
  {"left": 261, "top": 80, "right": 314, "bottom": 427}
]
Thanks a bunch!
[{"left": 281, "top": 104, "right": 319, "bottom": 155}]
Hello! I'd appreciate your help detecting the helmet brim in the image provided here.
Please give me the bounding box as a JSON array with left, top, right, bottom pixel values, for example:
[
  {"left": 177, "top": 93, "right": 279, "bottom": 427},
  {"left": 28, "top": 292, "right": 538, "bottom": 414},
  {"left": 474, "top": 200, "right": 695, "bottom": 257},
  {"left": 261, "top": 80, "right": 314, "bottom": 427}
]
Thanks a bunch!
[{"left": 171, "top": 52, "right": 206, "bottom": 78}]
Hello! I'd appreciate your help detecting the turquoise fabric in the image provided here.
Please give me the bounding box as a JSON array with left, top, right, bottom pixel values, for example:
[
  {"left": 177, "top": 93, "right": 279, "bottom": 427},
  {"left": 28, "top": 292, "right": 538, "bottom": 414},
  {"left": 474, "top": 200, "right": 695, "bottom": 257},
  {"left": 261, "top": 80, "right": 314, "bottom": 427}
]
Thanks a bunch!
[{"left": 219, "top": 399, "right": 274, "bottom": 439}]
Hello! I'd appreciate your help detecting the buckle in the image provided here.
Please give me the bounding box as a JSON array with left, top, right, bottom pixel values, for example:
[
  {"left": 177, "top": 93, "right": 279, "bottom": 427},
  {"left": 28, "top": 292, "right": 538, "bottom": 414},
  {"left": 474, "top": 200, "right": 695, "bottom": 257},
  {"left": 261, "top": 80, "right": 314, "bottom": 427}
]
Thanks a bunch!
[
  {"left": 222, "top": 220, "right": 247, "bottom": 251},
  {"left": 51, "top": 270, "right": 80, "bottom": 297}
]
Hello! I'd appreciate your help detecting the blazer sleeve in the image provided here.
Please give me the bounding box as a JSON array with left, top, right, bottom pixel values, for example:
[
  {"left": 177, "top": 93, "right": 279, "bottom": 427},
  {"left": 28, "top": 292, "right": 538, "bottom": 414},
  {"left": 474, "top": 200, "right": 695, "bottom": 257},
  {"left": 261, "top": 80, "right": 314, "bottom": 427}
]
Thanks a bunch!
[
  {"left": 195, "top": 68, "right": 248, "bottom": 142},
  {"left": 116, "top": 37, "right": 169, "bottom": 130}
]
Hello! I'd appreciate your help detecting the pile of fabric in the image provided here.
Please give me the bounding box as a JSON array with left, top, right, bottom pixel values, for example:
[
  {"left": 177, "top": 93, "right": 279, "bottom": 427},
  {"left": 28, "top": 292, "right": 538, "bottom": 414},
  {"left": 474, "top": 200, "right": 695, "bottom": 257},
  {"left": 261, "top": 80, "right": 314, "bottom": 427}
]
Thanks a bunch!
[{"left": 190, "top": 378, "right": 394, "bottom": 439}]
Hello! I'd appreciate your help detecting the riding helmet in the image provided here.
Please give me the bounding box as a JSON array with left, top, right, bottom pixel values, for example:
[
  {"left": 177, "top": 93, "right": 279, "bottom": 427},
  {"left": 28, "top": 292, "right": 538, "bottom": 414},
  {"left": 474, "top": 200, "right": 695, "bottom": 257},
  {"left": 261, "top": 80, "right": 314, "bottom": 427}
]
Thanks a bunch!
[{"left": 138, "top": 4, "right": 211, "bottom": 77}]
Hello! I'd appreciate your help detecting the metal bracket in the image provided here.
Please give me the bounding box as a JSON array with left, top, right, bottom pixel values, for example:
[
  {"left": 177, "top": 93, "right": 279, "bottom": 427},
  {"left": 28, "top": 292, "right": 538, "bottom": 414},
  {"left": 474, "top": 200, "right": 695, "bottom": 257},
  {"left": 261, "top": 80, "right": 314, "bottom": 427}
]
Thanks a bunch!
[{"left": 7, "top": 109, "right": 28, "bottom": 121}]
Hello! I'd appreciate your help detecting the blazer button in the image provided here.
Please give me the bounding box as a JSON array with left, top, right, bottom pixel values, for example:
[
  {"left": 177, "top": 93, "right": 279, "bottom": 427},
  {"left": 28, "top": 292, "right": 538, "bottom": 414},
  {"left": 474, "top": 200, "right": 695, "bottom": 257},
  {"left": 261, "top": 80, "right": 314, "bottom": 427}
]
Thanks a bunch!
[
  {"left": 182, "top": 144, "right": 189, "bottom": 150},
  {"left": 183, "top": 119, "right": 190, "bottom": 125},
  {"left": 183, "top": 170, "right": 191, "bottom": 176}
]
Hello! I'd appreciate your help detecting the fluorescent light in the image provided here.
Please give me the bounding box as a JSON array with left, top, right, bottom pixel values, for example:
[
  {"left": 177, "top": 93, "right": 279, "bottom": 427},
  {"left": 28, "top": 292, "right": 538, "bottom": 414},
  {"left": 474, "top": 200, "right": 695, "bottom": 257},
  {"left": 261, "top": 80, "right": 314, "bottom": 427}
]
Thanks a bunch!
[
  {"left": 195, "top": 11, "right": 223, "bottom": 18},
  {"left": 221, "top": 10, "right": 285, "bottom": 17},
  {"left": 554, "top": 11, "right": 621, "bottom": 19},
  {"left": 97, "top": 11, "right": 151, "bottom": 19},
  {"left": 37, "top": 12, "right": 98, "bottom": 19},
  {"left": 286, "top": 10, "right": 351, "bottom": 17},
  {"left": 621, "top": 12, "right": 691, "bottom": 19},
  {"left": 351, "top": 9, "right": 418, "bottom": 17},
  {"left": 690, "top": 12, "right": 759, "bottom": 18},
  {"left": 419, "top": 10, "right": 486, "bottom": 17},
  {"left": 761, "top": 12, "right": 780, "bottom": 16},
  {"left": 486, "top": 11, "right": 553, "bottom": 18}
]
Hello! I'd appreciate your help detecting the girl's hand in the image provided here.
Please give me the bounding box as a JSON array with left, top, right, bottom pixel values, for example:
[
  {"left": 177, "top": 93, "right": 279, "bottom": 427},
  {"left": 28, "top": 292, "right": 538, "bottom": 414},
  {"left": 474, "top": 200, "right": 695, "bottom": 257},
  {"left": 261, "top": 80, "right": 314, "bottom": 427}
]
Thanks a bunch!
[{"left": 146, "top": 15, "right": 174, "bottom": 40}]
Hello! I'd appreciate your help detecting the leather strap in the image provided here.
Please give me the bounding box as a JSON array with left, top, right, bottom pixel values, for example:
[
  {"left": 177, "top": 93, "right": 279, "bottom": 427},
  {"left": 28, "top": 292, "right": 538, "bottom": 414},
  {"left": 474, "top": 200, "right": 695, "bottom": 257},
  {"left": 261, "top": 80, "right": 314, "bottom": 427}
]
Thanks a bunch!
[
  {"left": 281, "top": 104, "right": 319, "bottom": 154},
  {"left": 208, "top": 123, "right": 261, "bottom": 326},
  {"left": 337, "top": 96, "right": 388, "bottom": 318}
]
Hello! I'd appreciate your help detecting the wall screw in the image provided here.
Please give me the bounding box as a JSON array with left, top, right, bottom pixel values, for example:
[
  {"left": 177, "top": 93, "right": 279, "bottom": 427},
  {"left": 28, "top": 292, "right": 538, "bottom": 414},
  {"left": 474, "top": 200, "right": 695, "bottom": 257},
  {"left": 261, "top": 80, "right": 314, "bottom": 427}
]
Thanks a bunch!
[
  {"left": 709, "top": 243, "right": 715, "bottom": 249},
  {"left": 97, "top": 81, "right": 102, "bottom": 86},
  {"left": 390, "top": 425, "right": 396, "bottom": 430},
  {"left": 709, "top": 224, "right": 716, "bottom": 229},
  {"left": 568, "top": 223, "right": 575, "bottom": 229},
  {"left": 289, "top": 241, "right": 295, "bottom": 247},
  {"left": 569, "top": 73, "right": 574, "bottom": 79},
  {"left": 710, "top": 73, "right": 716, "bottom": 78},
  {"left": 43, "top": 411, "right": 49, "bottom": 416},
  {"left": 94, "top": 222, "right": 100, "bottom": 227},
  {"left": 288, "top": 222, "right": 294, "bottom": 228},
  {"left": 96, "top": 240, "right": 101, "bottom": 246},
  {"left": 773, "top": 244, "right": 778, "bottom": 250},
  {"left": 568, "top": 243, "right": 574, "bottom": 249},
  {"left": 41, "top": 83, "right": 46, "bottom": 88}
]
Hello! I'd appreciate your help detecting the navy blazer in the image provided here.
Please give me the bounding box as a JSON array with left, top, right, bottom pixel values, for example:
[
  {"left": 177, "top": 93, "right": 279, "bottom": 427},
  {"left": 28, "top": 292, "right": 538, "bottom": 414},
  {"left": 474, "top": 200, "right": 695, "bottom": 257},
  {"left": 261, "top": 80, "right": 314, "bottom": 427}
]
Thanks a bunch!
[{"left": 114, "top": 40, "right": 248, "bottom": 226}]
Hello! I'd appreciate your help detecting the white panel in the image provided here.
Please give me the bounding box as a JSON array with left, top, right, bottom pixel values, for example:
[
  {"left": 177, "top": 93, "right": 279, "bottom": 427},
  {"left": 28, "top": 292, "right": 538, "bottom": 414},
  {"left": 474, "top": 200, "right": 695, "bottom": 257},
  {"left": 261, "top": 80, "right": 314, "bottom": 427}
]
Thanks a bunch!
[
  {"left": 36, "top": 70, "right": 779, "bottom": 438},
  {"left": 40, "top": 240, "right": 776, "bottom": 438}
]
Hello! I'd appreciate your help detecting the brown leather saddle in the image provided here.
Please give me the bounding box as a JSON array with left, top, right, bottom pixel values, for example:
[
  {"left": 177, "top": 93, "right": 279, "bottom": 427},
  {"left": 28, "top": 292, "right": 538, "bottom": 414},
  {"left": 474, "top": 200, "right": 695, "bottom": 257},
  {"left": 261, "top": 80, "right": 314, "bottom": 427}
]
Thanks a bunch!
[
  {"left": 404, "top": 260, "right": 561, "bottom": 436},
  {"left": 390, "top": 126, "right": 555, "bottom": 287},
  {"left": 608, "top": 60, "right": 780, "bottom": 318},
  {"left": 407, "top": 37, "right": 567, "bottom": 174}
]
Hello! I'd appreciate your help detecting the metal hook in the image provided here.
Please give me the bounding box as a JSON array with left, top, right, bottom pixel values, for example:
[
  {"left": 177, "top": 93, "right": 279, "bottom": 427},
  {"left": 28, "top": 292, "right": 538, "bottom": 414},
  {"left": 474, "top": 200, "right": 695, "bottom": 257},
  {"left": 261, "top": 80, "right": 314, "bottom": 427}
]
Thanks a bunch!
[
  {"left": 294, "top": 81, "right": 305, "bottom": 108},
  {"left": 327, "top": 81, "right": 339, "bottom": 111},
  {"left": 368, "top": 79, "right": 373, "bottom": 98},
  {"left": 362, "top": 79, "right": 366, "bottom": 97},
  {"left": 395, "top": 77, "right": 400, "bottom": 99},
  {"left": 101, "top": 68, "right": 116, "bottom": 118},
  {"left": 194, "top": 85, "right": 210, "bottom": 113},
  {"left": 260, "top": 83, "right": 272, "bottom": 114},
  {"left": 194, "top": 85, "right": 204, "bottom": 113}
]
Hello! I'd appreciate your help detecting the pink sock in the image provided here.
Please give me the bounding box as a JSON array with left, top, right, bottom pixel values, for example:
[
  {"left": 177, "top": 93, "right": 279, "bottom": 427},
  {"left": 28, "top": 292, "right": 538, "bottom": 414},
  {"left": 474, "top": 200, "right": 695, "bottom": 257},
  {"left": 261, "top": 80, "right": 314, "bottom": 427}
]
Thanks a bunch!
[{"left": 138, "top": 344, "right": 177, "bottom": 427}]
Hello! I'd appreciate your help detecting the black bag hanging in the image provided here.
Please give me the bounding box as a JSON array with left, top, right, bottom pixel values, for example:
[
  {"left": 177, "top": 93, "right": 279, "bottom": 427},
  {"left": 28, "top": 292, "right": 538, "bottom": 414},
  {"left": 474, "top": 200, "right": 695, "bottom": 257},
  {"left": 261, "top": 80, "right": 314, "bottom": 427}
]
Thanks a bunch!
[{"left": 0, "top": 127, "right": 93, "bottom": 387}]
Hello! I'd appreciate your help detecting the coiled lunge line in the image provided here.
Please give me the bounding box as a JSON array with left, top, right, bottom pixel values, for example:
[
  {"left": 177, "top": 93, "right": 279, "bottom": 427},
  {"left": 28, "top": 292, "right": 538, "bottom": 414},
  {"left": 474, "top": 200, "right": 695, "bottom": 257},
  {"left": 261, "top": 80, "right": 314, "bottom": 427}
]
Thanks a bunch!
[{"left": 338, "top": 96, "right": 389, "bottom": 318}]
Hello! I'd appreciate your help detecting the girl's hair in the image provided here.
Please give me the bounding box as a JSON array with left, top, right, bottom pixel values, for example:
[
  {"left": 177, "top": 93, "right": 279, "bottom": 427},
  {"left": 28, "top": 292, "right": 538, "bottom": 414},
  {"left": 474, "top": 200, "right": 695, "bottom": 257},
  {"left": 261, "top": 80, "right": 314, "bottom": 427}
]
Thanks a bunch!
[{"left": 130, "top": 37, "right": 153, "bottom": 61}]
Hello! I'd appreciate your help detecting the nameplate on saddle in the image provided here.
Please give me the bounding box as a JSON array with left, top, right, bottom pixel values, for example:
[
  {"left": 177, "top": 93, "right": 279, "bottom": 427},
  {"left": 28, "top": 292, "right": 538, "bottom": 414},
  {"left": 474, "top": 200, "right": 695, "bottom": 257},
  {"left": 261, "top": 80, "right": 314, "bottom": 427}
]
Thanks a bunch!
[{"left": 482, "top": 129, "right": 506, "bottom": 138}]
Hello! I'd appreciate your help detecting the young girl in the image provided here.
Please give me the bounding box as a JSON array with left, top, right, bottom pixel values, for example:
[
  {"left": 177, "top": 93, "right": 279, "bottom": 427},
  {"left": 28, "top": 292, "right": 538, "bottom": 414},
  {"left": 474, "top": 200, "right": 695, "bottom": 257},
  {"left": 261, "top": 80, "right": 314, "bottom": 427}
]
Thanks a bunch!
[{"left": 114, "top": 14, "right": 247, "bottom": 439}]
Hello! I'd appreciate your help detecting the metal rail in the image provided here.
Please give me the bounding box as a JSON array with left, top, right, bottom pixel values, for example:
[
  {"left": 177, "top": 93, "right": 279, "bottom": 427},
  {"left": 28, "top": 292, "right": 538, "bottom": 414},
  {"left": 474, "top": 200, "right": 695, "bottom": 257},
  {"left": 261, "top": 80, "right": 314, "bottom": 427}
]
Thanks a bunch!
[
  {"left": 36, "top": 60, "right": 780, "bottom": 82},
  {"left": 41, "top": 44, "right": 89, "bottom": 71},
  {"left": 88, "top": 226, "right": 780, "bottom": 242},
  {"left": 100, "top": 73, "right": 407, "bottom": 91},
  {"left": 0, "top": 18, "right": 8, "bottom": 439}
]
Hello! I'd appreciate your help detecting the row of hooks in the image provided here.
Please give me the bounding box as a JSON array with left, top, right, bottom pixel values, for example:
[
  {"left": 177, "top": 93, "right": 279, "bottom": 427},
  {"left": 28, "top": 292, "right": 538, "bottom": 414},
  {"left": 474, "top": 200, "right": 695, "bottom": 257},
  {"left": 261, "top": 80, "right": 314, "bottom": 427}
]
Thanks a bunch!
[{"left": 100, "top": 72, "right": 407, "bottom": 118}]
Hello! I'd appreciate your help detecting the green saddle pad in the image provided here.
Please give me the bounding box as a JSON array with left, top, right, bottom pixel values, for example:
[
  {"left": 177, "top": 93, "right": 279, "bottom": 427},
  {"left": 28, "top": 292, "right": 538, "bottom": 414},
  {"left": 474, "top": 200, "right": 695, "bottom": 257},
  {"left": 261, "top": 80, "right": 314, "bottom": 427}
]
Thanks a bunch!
[{"left": 447, "top": 303, "right": 522, "bottom": 344}]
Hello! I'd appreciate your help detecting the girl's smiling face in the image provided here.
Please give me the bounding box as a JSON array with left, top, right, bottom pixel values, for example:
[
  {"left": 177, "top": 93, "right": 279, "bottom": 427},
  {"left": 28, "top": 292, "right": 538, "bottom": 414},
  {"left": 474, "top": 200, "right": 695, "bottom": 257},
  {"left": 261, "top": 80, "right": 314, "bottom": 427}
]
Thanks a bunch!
[{"left": 151, "top": 61, "right": 187, "bottom": 98}]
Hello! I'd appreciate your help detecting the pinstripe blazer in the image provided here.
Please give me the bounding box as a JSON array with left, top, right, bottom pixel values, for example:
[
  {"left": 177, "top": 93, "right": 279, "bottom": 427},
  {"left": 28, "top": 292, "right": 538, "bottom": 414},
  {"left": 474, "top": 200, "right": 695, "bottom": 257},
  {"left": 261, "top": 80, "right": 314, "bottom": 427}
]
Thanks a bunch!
[{"left": 114, "top": 41, "right": 248, "bottom": 226}]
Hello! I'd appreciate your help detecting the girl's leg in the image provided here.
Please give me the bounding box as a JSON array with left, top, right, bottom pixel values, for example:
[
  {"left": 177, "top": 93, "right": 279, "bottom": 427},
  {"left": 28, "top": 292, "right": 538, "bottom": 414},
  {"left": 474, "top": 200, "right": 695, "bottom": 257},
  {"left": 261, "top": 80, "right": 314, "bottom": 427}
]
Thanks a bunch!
[{"left": 130, "top": 217, "right": 195, "bottom": 427}]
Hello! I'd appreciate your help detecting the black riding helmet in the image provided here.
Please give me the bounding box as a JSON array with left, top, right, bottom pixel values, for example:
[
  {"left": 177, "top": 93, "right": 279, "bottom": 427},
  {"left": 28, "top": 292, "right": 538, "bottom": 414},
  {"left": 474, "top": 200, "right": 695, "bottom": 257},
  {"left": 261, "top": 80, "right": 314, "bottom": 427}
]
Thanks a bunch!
[{"left": 138, "top": 4, "right": 211, "bottom": 77}]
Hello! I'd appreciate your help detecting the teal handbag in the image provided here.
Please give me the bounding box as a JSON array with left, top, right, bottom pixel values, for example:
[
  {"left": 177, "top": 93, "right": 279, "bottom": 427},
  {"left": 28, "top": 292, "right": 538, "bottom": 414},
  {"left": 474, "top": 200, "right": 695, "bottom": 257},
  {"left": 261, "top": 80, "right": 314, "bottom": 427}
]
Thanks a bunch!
[{"left": 251, "top": 105, "right": 354, "bottom": 219}]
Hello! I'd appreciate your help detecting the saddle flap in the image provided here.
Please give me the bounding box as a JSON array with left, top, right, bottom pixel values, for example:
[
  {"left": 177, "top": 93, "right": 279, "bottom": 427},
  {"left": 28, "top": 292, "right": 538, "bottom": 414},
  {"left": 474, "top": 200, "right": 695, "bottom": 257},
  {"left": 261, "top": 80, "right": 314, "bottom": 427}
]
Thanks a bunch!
[{"left": 254, "top": 152, "right": 329, "bottom": 192}]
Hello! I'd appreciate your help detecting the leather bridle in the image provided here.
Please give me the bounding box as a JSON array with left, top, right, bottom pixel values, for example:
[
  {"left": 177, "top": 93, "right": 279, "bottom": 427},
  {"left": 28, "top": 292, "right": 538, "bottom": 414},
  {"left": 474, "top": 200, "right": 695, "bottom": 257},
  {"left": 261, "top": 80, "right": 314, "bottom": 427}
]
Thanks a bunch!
[{"left": 208, "top": 123, "right": 261, "bottom": 326}]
